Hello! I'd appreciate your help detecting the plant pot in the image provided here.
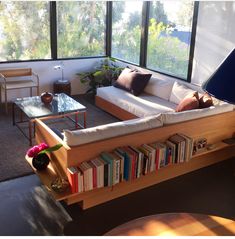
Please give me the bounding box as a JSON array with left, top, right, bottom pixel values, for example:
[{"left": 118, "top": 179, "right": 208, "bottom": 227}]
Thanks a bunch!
[{"left": 32, "top": 153, "right": 50, "bottom": 171}]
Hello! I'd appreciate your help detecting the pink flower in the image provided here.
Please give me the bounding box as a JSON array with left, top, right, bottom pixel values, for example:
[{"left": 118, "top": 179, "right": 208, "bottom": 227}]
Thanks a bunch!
[
  {"left": 38, "top": 142, "right": 49, "bottom": 151},
  {"left": 27, "top": 145, "right": 40, "bottom": 158}
]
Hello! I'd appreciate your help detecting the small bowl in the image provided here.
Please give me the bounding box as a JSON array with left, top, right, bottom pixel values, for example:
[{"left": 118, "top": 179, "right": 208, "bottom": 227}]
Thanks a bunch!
[{"left": 41, "top": 92, "right": 53, "bottom": 104}]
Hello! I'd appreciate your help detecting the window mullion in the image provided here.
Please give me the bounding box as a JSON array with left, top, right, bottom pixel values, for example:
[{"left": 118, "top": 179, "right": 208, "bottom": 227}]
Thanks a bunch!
[
  {"left": 50, "top": 1, "right": 57, "bottom": 60},
  {"left": 106, "top": 1, "right": 112, "bottom": 57},
  {"left": 139, "top": 1, "right": 150, "bottom": 67},
  {"left": 187, "top": 1, "right": 199, "bottom": 82}
]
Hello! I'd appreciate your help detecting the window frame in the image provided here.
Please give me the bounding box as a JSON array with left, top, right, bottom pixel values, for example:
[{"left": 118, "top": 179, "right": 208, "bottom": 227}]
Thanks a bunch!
[
  {"left": 0, "top": 0, "right": 199, "bottom": 84},
  {"left": 0, "top": 1, "right": 108, "bottom": 64},
  {"left": 109, "top": 1, "right": 199, "bottom": 82}
]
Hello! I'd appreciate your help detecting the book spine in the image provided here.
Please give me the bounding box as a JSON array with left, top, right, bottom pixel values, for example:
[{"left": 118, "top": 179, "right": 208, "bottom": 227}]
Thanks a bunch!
[
  {"left": 103, "top": 163, "right": 109, "bottom": 187},
  {"left": 67, "top": 168, "right": 76, "bottom": 194}
]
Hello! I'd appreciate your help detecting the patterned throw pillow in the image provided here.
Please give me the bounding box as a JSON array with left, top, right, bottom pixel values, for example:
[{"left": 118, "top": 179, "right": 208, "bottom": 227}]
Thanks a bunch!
[
  {"left": 176, "top": 92, "right": 200, "bottom": 112},
  {"left": 199, "top": 93, "right": 214, "bottom": 108}
]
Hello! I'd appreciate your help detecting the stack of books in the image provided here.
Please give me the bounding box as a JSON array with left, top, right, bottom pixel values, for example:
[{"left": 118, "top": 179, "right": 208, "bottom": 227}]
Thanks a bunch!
[{"left": 67, "top": 133, "right": 194, "bottom": 194}]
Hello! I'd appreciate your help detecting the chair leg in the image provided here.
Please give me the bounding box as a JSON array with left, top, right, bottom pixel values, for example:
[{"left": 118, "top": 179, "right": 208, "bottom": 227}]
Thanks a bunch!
[
  {"left": 37, "top": 86, "right": 39, "bottom": 96},
  {"left": 0, "top": 87, "right": 2, "bottom": 104},
  {"left": 5, "top": 89, "right": 7, "bottom": 114},
  {"left": 30, "top": 87, "right": 32, "bottom": 97}
]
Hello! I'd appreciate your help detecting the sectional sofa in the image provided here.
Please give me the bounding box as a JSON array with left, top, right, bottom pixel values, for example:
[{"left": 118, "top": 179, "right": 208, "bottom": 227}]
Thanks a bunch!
[{"left": 34, "top": 76, "right": 235, "bottom": 209}]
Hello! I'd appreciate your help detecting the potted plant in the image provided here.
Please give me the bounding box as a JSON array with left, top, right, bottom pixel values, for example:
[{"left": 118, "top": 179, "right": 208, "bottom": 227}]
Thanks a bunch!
[{"left": 77, "top": 57, "right": 124, "bottom": 95}]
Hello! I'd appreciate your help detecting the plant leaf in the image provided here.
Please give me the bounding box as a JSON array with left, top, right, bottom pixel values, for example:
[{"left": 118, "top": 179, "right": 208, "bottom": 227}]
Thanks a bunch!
[{"left": 38, "top": 144, "right": 63, "bottom": 155}]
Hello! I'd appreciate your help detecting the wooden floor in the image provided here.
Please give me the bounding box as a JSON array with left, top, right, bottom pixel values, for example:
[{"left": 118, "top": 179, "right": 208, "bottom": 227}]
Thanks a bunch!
[{"left": 105, "top": 213, "right": 235, "bottom": 236}]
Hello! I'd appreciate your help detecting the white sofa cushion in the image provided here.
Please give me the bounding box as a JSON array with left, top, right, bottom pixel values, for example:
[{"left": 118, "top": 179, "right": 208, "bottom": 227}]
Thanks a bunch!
[
  {"left": 97, "top": 86, "right": 176, "bottom": 117},
  {"left": 64, "top": 114, "right": 163, "bottom": 146},
  {"left": 162, "top": 103, "right": 234, "bottom": 125},
  {"left": 169, "top": 81, "right": 196, "bottom": 104},
  {"left": 144, "top": 77, "right": 175, "bottom": 100}
]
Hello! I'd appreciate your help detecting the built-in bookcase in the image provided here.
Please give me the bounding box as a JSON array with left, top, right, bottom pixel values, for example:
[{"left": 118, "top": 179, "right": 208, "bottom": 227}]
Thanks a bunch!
[{"left": 27, "top": 111, "right": 235, "bottom": 209}]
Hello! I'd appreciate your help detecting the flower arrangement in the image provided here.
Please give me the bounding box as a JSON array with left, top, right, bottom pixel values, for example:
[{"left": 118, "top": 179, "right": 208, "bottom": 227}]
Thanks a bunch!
[
  {"left": 26, "top": 142, "right": 63, "bottom": 158},
  {"left": 26, "top": 142, "right": 63, "bottom": 171}
]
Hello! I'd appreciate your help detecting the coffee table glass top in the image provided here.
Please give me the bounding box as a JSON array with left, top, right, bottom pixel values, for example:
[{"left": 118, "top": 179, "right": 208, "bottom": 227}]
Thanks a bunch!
[{"left": 14, "top": 93, "right": 86, "bottom": 118}]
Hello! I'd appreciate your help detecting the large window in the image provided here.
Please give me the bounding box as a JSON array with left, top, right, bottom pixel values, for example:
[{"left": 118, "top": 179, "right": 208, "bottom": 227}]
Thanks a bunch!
[
  {"left": 0, "top": 2, "right": 50, "bottom": 61},
  {"left": 111, "top": 1, "right": 143, "bottom": 64},
  {"left": 57, "top": 1, "right": 106, "bottom": 58},
  {"left": 0, "top": 1, "right": 197, "bottom": 82},
  {"left": 147, "top": 1, "right": 194, "bottom": 79}
]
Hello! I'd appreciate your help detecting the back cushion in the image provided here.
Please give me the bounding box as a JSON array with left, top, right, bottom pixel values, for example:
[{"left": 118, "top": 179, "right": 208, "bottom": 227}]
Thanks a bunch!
[
  {"left": 169, "top": 81, "right": 196, "bottom": 104},
  {"left": 113, "top": 68, "right": 152, "bottom": 96},
  {"left": 144, "top": 77, "right": 175, "bottom": 100},
  {"left": 176, "top": 92, "right": 199, "bottom": 112},
  {"left": 199, "top": 93, "right": 214, "bottom": 108},
  {"left": 64, "top": 114, "right": 163, "bottom": 146}
]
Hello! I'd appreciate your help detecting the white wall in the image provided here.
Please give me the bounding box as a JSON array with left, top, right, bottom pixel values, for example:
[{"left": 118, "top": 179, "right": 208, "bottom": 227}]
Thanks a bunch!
[
  {"left": 192, "top": 1, "right": 235, "bottom": 85},
  {"left": 0, "top": 58, "right": 102, "bottom": 101}
]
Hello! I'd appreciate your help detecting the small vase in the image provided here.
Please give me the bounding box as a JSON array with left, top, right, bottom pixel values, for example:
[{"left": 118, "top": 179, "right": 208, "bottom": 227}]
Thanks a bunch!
[
  {"left": 32, "top": 153, "right": 50, "bottom": 171},
  {"left": 41, "top": 92, "right": 53, "bottom": 104}
]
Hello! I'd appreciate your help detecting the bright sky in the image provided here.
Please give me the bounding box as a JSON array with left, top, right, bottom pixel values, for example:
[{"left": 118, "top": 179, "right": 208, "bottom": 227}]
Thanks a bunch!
[{"left": 124, "top": 1, "right": 182, "bottom": 22}]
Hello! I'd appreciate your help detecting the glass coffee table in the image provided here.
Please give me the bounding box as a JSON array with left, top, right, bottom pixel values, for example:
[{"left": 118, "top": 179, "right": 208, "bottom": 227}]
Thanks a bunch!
[{"left": 12, "top": 93, "right": 86, "bottom": 145}]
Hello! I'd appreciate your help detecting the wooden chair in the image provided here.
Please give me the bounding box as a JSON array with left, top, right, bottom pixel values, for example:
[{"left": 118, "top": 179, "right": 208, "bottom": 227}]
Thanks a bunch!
[{"left": 0, "top": 68, "right": 39, "bottom": 113}]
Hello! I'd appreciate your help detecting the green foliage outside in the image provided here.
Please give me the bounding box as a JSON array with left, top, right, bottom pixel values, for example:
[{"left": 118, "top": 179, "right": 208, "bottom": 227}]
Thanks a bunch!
[
  {"left": 0, "top": 1, "right": 193, "bottom": 79},
  {"left": 111, "top": 1, "right": 193, "bottom": 79},
  {"left": 57, "top": 1, "right": 106, "bottom": 58},
  {"left": 0, "top": 1, "right": 50, "bottom": 61}
]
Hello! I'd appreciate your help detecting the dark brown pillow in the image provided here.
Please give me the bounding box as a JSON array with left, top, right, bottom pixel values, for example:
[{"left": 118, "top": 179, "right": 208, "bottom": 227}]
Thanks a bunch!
[
  {"left": 113, "top": 68, "right": 152, "bottom": 96},
  {"left": 176, "top": 92, "right": 199, "bottom": 112},
  {"left": 199, "top": 93, "right": 214, "bottom": 108}
]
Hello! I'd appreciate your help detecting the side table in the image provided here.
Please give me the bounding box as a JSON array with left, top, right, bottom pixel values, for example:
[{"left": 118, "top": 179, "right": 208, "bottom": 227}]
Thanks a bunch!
[{"left": 54, "top": 80, "right": 71, "bottom": 95}]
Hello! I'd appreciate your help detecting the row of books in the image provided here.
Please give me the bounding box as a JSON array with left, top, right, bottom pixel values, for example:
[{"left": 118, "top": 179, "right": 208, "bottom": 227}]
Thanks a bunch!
[{"left": 67, "top": 133, "right": 194, "bottom": 194}]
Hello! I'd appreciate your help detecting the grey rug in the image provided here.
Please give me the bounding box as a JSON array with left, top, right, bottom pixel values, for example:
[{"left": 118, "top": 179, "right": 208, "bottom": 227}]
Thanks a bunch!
[{"left": 0, "top": 94, "right": 119, "bottom": 182}]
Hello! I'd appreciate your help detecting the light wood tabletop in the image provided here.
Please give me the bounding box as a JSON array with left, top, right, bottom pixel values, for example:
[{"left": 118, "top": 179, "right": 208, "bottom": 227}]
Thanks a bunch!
[{"left": 105, "top": 213, "right": 235, "bottom": 236}]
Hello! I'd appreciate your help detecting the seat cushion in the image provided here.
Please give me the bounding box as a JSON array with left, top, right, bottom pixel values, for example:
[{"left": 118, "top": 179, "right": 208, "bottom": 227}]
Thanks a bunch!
[
  {"left": 64, "top": 114, "right": 163, "bottom": 146},
  {"left": 97, "top": 86, "right": 176, "bottom": 117}
]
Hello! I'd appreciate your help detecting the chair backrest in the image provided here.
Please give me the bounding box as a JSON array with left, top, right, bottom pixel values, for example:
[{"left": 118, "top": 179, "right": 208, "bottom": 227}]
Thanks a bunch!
[{"left": 0, "top": 68, "right": 32, "bottom": 77}]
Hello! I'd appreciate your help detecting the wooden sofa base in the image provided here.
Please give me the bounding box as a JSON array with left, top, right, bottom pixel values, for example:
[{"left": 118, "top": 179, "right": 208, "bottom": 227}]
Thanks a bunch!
[{"left": 34, "top": 111, "right": 235, "bottom": 210}]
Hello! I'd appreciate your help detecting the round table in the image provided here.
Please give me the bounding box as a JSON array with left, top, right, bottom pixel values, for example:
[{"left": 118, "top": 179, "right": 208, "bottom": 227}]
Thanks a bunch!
[{"left": 105, "top": 213, "right": 235, "bottom": 236}]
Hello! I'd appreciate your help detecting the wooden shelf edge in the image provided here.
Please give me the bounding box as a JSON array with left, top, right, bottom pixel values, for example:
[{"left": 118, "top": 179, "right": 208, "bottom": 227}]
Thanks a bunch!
[{"left": 25, "top": 155, "right": 71, "bottom": 201}]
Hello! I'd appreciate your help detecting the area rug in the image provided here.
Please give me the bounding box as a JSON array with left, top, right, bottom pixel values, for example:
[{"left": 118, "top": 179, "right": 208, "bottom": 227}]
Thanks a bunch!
[{"left": 0, "top": 94, "right": 119, "bottom": 182}]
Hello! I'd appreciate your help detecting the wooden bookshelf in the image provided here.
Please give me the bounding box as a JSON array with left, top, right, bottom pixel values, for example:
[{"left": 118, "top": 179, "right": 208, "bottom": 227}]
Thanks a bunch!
[
  {"left": 26, "top": 140, "right": 234, "bottom": 208},
  {"left": 25, "top": 154, "right": 70, "bottom": 201},
  {"left": 31, "top": 111, "right": 235, "bottom": 209}
]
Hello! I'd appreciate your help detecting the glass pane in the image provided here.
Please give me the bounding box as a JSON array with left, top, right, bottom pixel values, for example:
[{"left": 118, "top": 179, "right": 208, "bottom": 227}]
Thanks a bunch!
[
  {"left": 112, "top": 1, "right": 143, "bottom": 64},
  {"left": 0, "top": 2, "right": 50, "bottom": 61},
  {"left": 57, "top": 1, "right": 106, "bottom": 58},
  {"left": 147, "top": 1, "right": 194, "bottom": 79}
]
